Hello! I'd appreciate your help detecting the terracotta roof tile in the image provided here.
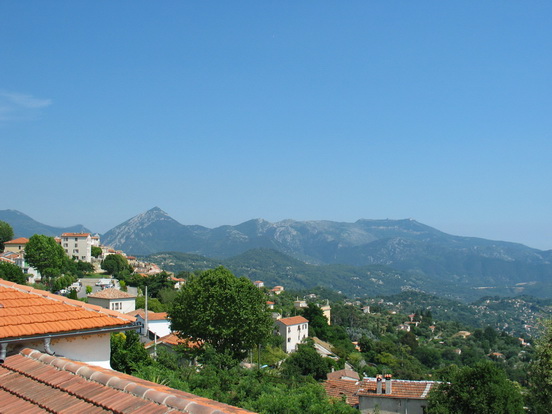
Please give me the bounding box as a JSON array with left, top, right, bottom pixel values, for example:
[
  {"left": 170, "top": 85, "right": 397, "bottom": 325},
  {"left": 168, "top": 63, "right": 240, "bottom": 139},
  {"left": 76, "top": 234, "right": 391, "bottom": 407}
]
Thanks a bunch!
[
  {"left": 60, "top": 233, "right": 91, "bottom": 237},
  {"left": 88, "top": 287, "right": 137, "bottom": 299},
  {"left": 0, "top": 281, "right": 136, "bottom": 340},
  {"left": 145, "top": 333, "right": 201, "bottom": 349},
  {"left": 0, "top": 349, "right": 255, "bottom": 414},
  {"left": 356, "top": 377, "right": 437, "bottom": 399},
  {"left": 127, "top": 309, "right": 169, "bottom": 321},
  {"left": 323, "top": 379, "right": 361, "bottom": 406},
  {"left": 4, "top": 237, "right": 29, "bottom": 244},
  {"left": 276, "top": 315, "right": 309, "bottom": 326},
  {"left": 324, "top": 377, "right": 438, "bottom": 406}
]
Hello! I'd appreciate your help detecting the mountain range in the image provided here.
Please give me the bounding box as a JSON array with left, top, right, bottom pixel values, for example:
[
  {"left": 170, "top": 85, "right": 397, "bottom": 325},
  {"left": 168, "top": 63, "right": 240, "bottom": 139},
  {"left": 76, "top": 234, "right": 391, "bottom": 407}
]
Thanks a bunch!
[{"left": 2, "top": 207, "right": 552, "bottom": 300}]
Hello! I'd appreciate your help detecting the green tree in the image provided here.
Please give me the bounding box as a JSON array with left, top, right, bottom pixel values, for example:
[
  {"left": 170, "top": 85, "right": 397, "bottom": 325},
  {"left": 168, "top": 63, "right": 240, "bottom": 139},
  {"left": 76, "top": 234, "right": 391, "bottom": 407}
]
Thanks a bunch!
[
  {"left": 302, "top": 303, "right": 331, "bottom": 340},
  {"left": 110, "top": 331, "right": 151, "bottom": 374},
  {"left": 281, "top": 340, "right": 332, "bottom": 380},
  {"left": 0, "top": 221, "right": 14, "bottom": 252},
  {"left": 528, "top": 319, "right": 552, "bottom": 413},
  {"left": 169, "top": 266, "right": 273, "bottom": 365},
  {"left": 24, "top": 234, "right": 67, "bottom": 286},
  {"left": 101, "top": 254, "right": 132, "bottom": 277},
  {"left": 91, "top": 245, "right": 102, "bottom": 258},
  {"left": 0, "top": 261, "right": 27, "bottom": 284},
  {"left": 427, "top": 361, "right": 524, "bottom": 414}
]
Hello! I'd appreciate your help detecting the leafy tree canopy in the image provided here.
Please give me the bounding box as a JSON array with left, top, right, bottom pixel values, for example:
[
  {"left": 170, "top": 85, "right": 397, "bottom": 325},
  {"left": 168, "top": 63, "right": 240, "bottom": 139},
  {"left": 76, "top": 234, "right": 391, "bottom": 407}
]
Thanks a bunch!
[
  {"left": 0, "top": 220, "right": 14, "bottom": 252},
  {"left": 91, "top": 246, "right": 102, "bottom": 258},
  {"left": 110, "top": 331, "right": 151, "bottom": 374},
  {"left": 528, "top": 319, "right": 552, "bottom": 413},
  {"left": 24, "top": 234, "right": 67, "bottom": 285},
  {"left": 281, "top": 340, "right": 333, "bottom": 381},
  {"left": 0, "top": 261, "right": 27, "bottom": 284},
  {"left": 101, "top": 254, "right": 132, "bottom": 277},
  {"left": 169, "top": 266, "right": 273, "bottom": 365},
  {"left": 427, "top": 361, "right": 524, "bottom": 414}
]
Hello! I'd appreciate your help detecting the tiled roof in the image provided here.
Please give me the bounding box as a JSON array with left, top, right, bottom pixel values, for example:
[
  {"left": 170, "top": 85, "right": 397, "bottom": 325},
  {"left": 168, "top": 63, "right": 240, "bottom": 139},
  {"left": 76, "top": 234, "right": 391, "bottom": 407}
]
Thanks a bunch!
[
  {"left": 0, "top": 348, "right": 255, "bottom": 414},
  {"left": 88, "top": 288, "right": 136, "bottom": 299},
  {"left": 327, "top": 369, "right": 360, "bottom": 381},
  {"left": 60, "top": 233, "right": 91, "bottom": 237},
  {"left": 0, "top": 281, "right": 135, "bottom": 340},
  {"left": 145, "top": 333, "right": 201, "bottom": 349},
  {"left": 323, "top": 379, "right": 361, "bottom": 407},
  {"left": 324, "top": 377, "right": 438, "bottom": 406},
  {"left": 0, "top": 251, "right": 20, "bottom": 260},
  {"left": 4, "top": 237, "right": 29, "bottom": 244},
  {"left": 127, "top": 309, "right": 168, "bottom": 321},
  {"left": 357, "top": 377, "right": 437, "bottom": 399},
  {"left": 276, "top": 316, "right": 308, "bottom": 326}
]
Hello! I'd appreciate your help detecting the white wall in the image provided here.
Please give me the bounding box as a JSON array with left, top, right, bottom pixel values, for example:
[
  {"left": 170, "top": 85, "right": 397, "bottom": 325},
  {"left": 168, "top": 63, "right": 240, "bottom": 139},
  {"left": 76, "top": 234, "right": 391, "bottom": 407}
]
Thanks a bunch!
[
  {"left": 22, "top": 333, "right": 113, "bottom": 369},
  {"left": 277, "top": 322, "right": 308, "bottom": 353}
]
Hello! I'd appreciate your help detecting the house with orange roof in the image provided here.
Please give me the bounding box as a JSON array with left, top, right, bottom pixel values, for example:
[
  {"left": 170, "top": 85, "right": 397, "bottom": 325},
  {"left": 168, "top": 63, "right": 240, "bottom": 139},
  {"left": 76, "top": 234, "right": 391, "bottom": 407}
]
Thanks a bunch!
[
  {"left": 327, "top": 368, "right": 360, "bottom": 382},
  {"left": 270, "top": 285, "right": 284, "bottom": 295},
  {"left": 0, "top": 280, "right": 138, "bottom": 369},
  {"left": 0, "top": 246, "right": 41, "bottom": 283},
  {"left": 323, "top": 378, "right": 361, "bottom": 408},
  {"left": 128, "top": 309, "right": 172, "bottom": 340},
  {"left": 88, "top": 287, "right": 137, "bottom": 313},
  {"left": 275, "top": 315, "right": 309, "bottom": 353},
  {"left": 357, "top": 375, "right": 437, "bottom": 414},
  {"left": 3, "top": 237, "right": 29, "bottom": 253},
  {"left": 144, "top": 332, "right": 201, "bottom": 358},
  {"left": 324, "top": 375, "right": 438, "bottom": 413},
  {"left": 60, "top": 232, "right": 93, "bottom": 262}
]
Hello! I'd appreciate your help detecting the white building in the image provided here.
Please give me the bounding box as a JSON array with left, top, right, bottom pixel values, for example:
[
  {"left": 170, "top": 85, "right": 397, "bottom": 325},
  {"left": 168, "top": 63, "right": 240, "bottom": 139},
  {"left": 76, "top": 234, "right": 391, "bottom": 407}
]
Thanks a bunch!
[
  {"left": 60, "top": 232, "right": 92, "bottom": 262},
  {"left": 88, "top": 288, "right": 137, "bottom": 313},
  {"left": 128, "top": 309, "right": 172, "bottom": 340},
  {"left": 275, "top": 315, "right": 309, "bottom": 353}
]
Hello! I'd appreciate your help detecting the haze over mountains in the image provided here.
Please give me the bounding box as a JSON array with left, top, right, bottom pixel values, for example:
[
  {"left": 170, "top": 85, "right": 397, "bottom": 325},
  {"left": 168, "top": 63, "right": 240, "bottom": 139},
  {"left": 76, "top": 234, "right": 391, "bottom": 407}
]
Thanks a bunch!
[{"left": 2, "top": 207, "right": 552, "bottom": 300}]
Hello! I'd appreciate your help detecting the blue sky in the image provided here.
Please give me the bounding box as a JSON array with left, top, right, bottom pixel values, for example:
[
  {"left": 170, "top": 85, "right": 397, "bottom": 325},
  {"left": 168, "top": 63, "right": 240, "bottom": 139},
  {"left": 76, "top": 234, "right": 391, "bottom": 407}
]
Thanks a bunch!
[{"left": 1, "top": 1, "right": 551, "bottom": 250}]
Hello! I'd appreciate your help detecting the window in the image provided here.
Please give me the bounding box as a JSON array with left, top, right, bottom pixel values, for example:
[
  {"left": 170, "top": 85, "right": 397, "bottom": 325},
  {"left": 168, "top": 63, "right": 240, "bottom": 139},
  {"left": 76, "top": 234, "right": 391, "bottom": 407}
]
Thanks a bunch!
[
  {"left": 63, "top": 243, "right": 68, "bottom": 247},
  {"left": 74, "top": 238, "right": 78, "bottom": 241},
  {"left": 74, "top": 243, "right": 78, "bottom": 248},
  {"left": 288, "top": 338, "right": 291, "bottom": 342},
  {"left": 111, "top": 302, "right": 122, "bottom": 311},
  {"left": 73, "top": 249, "right": 79, "bottom": 253}
]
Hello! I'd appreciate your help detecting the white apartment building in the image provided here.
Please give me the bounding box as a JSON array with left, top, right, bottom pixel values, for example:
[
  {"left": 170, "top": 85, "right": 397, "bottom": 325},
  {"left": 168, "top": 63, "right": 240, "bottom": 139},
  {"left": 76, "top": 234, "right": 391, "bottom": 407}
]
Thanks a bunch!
[
  {"left": 60, "top": 232, "right": 92, "bottom": 262},
  {"left": 275, "top": 315, "right": 309, "bottom": 353}
]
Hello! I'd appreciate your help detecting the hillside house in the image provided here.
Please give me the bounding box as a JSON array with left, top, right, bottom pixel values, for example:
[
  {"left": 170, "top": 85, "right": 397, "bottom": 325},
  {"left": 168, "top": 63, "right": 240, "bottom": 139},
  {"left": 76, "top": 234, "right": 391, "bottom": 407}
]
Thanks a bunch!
[
  {"left": 144, "top": 332, "right": 200, "bottom": 358},
  {"left": 0, "top": 280, "right": 137, "bottom": 369},
  {"left": 128, "top": 309, "right": 172, "bottom": 340},
  {"left": 270, "top": 285, "right": 284, "bottom": 295},
  {"left": 0, "top": 249, "right": 41, "bottom": 283},
  {"left": 324, "top": 375, "right": 437, "bottom": 414},
  {"left": 275, "top": 315, "right": 309, "bottom": 353},
  {"left": 321, "top": 300, "right": 332, "bottom": 324},
  {"left": 357, "top": 375, "right": 437, "bottom": 414},
  {"left": 60, "top": 232, "right": 92, "bottom": 262},
  {"left": 3, "top": 237, "right": 29, "bottom": 253},
  {"left": 327, "top": 369, "right": 360, "bottom": 382},
  {"left": 87, "top": 287, "right": 137, "bottom": 313}
]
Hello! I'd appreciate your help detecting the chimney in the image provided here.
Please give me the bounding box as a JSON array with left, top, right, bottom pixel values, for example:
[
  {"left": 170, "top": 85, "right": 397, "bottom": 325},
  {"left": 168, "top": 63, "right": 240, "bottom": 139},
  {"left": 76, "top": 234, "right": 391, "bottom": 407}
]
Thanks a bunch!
[
  {"left": 384, "top": 374, "right": 392, "bottom": 395},
  {"left": 376, "top": 374, "right": 383, "bottom": 394}
]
